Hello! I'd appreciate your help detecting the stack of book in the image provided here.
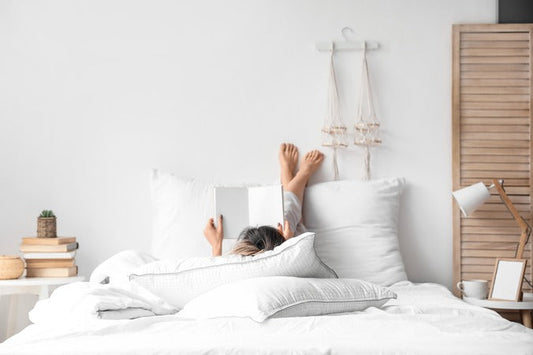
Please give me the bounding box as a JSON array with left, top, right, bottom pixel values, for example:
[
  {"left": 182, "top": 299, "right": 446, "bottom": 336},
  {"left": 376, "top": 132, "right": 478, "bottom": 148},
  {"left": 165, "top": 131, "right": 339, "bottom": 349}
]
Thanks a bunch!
[{"left": 20, "top": 237, "right": 78, "bottom": 277}]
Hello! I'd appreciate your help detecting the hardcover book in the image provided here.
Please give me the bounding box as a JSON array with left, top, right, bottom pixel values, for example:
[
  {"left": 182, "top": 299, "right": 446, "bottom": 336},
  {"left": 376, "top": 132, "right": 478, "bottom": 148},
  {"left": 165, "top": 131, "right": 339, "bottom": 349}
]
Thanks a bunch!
[
  {"left": 24, "top": 258, "right": 76, "bottom": 268},
  {"left": 25, "top": 266, "right": 78, "bottom": 278},
  {"left": 213, "top": 184, "right": 284, "bottom": 239},
  {"left": 22, "top": 251, "right": 77, "bottom": 259},
  {"left": 20, "top": 242, "right": 78, "bottom": 253},
  {"left": 21, "top": 237, "right": 76, "bottom": 245}
]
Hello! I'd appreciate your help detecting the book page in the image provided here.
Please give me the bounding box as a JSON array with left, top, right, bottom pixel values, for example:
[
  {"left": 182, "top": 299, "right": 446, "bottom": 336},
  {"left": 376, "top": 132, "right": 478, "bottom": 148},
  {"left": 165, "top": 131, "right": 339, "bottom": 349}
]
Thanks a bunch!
[
  {"left": 214, "top": 187, "right": 249, "bottom": 239},
  {"left": 248, "top": 185, "right": 284, "bottom": 229}
]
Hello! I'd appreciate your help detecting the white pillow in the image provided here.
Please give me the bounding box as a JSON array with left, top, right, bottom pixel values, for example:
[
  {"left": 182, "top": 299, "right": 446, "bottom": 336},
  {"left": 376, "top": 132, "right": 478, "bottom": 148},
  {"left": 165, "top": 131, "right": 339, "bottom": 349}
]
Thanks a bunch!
[
  {"left": 90, "top": 250, "right": 158, "bottom": 285},
  {"left": 130, "top": 233, "right": 337, "bottom": 309},
  {"left": 178, "top": 276, "right": 396, "bottom": 322},
  {"left": 303, "top": 178, "right": 407, "bottom": 286},
  {"left": 150, "top": 170, "right": 214, "bottom": 259}
]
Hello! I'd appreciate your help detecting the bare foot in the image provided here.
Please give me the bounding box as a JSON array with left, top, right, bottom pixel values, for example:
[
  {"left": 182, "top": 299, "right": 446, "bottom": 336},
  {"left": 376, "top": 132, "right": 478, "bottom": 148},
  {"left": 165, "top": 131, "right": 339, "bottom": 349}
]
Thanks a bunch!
[
  {"left": 279, "top": 143, "right": 299, "bottom": 189},
  {"left": 298, "top": 150, "right": 324, "bottom": 177}
]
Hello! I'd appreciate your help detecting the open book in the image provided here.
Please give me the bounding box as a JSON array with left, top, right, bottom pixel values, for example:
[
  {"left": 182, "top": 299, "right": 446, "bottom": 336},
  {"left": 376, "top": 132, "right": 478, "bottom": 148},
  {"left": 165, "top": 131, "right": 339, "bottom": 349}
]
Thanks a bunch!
[{"left": 214, "top": 185, "right": 284, "bottom": 239}]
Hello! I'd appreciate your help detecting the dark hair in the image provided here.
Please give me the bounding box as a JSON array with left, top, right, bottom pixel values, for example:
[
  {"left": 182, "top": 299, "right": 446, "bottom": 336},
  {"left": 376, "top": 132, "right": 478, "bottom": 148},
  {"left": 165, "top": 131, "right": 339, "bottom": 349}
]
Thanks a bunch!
[{"left": 231, "top": 226, "right": 285, "bottom": 256}]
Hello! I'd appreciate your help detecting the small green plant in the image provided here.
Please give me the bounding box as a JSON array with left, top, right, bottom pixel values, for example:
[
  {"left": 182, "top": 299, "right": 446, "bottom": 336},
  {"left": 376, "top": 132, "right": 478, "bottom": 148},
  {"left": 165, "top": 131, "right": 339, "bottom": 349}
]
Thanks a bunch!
[{"left": 39, "top": 210, "right": 56, "bottom": 218}]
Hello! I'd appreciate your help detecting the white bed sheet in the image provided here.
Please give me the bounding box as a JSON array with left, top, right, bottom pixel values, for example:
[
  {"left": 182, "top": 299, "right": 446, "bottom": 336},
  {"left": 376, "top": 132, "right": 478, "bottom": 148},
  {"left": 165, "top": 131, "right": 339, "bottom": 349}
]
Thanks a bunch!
[{"left": 1, "top": 282, "right": 532, "bottom": 355}]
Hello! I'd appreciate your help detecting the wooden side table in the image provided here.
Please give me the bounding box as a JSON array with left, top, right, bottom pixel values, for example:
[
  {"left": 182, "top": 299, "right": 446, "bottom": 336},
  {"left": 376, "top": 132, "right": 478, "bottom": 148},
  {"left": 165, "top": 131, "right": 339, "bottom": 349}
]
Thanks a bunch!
[
  {"left": 463, "top": 294, "right": 533, "bottom": 329},
  {"left": 0, "top": 276, "right": 85, "bottom": 339}
]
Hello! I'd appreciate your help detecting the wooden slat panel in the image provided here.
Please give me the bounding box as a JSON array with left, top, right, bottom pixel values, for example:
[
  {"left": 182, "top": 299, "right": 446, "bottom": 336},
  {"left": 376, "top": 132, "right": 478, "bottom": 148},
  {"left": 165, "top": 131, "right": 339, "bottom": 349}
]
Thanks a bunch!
[
  {"left": 461, "top": 102, "right": 530, "bottom": 110},
  {"left": 466, "top": 211, "right": 531, "bottom": 219},
  {"left": 461, "top": 94, "right": 530, "bottom": 102},
  {"left": 462, "top": 234, "right": 522, "bottom": 242},
  {"left": 461, "top": 78, "right": 530, "bottom": 87},
  {"left": 462, "top": 272, "right": 496, "bottom": 279},
  {"left": 473, "top": 203, "right": 531, "bottom": 212},
  {"left": 461, "top": 56, "right": 530, "bottom": 64},
  {"left": 453, "top": 24, "right": 533, "bottom": 298},
  {"left": 462, "top": 162, "right": 530, "bottom": 171},
  {"left": 461, "top": 125, "right": 529, "bottom": 133},
  {"left": 461, "top": 178, "right": 530, "bottom": 186},
  {"left": 461, "top": 155, "right": 529, "bottom": 163},
  {"left": 462, "top": 257, "right": 499, "bottom": 265},
  {"left": 461, "top": 147, "right": 530, "bottom": 155},
  {"left": 461, "top": 132, "right": 530, "bottom": 140},
  {"left": 461, "top": 109, "right": 530, "bottom": 117},
  {"left": 462, "top": 242, "right": 530, "bottom": 250},
  {"left": 462, "top": 264, "right": 497, "bottom": 273},
  {"left": 461, "top": 48, "right": 530, "bottom": 56},
  {"left": 461, "top": 86, "right": 530, "bottom": 94},
  {"left": 461, "top": 64, "right": 529, "bottom": 72},
  {"left": 462, "top": 219, "right": 527, "bottom": 227},
  {"left": 461, "top": 226, "right": 522, "bottom": 234},
  {"left": 461, "top": 41, "right": 530, "bottom": 49},
  {"left": 461, "top": 33, "right": 530, "bottom": 41},
  {"left": 462, "top": 250, "right": 525, "bottom": 258},
  {"left": 461, "top": 140, "right": 530, "bottom": 149},
  {"left": 461, "top": 71, "right": 529, "bottom": 79},
  {"left": 461, "top": 171, "right": 530, "bottom": 179}
]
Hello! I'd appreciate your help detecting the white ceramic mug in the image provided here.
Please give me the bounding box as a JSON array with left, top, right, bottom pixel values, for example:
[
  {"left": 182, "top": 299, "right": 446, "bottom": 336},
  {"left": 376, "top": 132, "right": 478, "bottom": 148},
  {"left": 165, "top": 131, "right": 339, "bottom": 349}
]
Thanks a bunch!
[{"left": 456, "top": 280, "right": 488, "bottom": 299}]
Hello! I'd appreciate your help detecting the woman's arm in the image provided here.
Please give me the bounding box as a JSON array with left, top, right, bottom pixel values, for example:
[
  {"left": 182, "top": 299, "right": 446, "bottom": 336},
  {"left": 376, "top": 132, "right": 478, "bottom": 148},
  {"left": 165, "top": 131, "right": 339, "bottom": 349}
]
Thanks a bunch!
[
  {"left": 277, "top": 220, "right": 294, "bottom": 240},
  {"left": 204, "top": 215, "right": 224, "bottom": 256}
]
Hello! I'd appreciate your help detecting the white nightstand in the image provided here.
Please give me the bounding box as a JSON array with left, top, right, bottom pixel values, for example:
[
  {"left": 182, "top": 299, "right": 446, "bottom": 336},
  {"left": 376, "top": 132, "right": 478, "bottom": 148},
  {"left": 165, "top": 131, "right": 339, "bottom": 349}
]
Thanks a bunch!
[
  {"left": 463, "top": 293, "right": 533, "bottom": 329},
  {"left": 0, "top": 276, "right": 85, "bottom": 338}
]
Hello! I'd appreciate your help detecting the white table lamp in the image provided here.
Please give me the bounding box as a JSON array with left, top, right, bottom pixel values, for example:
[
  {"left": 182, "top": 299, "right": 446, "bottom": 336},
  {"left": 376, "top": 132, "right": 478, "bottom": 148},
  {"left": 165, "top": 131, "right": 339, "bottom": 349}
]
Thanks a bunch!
[{"left": 452, "top": 182, "right": 491, "bottom": 217}]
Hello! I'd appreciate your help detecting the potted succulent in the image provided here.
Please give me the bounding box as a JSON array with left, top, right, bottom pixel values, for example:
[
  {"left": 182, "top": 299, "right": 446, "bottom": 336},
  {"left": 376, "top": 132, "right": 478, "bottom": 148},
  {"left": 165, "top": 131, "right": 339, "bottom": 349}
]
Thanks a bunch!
[{"left": 37, "top": 210, "right": 57, "bottom": 238}]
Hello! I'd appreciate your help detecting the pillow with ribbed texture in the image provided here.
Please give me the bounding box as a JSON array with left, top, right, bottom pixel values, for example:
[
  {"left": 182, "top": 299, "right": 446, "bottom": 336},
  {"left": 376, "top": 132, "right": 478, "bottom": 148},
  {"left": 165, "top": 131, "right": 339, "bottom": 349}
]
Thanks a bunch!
[
  {"left": 178, "top": 276, "right": 396, "bottom": 322},
  {"left": 303, "top": 178, "right": 407, "bottom": 286},
  {"left": 130, "top": 233, "right": 337, "bottom": 309}
]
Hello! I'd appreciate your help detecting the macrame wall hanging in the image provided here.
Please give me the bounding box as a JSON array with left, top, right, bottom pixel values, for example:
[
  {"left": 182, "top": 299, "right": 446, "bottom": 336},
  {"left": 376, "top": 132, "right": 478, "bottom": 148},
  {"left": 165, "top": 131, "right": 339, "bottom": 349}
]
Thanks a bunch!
[
  {"left": 316, "top": 28, "right": 381, "bottom": 180},
  {"left": 353, "top": 43, "right": 381, "bottom": 180},
  {"left": 321, "top": 48, "right": 347, "bottom": 180}
]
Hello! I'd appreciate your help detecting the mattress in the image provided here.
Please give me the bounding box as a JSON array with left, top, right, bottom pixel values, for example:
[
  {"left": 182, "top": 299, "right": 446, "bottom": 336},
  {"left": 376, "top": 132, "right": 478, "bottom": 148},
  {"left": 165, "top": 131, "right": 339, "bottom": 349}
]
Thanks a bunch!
[{"left": 1, "top": 282, "right": 532, "bottom": 354}]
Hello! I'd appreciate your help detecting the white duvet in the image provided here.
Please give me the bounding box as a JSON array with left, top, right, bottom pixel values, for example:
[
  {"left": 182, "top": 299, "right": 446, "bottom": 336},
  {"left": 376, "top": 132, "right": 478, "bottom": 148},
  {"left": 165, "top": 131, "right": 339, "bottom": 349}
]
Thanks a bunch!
[{"left": 2, "top": 282, "right": 532, "bottom": 355}]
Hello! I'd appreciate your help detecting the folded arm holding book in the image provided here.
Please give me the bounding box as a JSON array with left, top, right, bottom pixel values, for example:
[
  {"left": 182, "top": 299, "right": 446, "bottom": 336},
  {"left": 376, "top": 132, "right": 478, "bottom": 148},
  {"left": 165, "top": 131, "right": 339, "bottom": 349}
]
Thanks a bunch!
[{"left": 203, "top": 143, "right": 323, "bottom": 257}]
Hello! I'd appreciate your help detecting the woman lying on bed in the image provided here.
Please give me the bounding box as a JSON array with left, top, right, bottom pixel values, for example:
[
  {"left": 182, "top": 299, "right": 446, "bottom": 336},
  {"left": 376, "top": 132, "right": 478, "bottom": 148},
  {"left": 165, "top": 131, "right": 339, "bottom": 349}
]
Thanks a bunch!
[{"left": 204, "top": 143, "right": 324, "bottom": 256}]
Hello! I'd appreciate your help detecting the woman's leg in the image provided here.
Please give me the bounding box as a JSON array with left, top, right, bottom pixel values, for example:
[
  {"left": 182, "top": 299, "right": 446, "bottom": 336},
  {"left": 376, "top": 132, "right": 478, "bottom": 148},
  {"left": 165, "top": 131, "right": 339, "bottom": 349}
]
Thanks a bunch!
[
  {"left": 279, "top": 143, "right": 299, "bottom": 190},
  {"left": 285, "top": 150, "right": 324, "bottom": 202},
  {"left": 279, "top": 144, "right": 324, "bottom": 234}
]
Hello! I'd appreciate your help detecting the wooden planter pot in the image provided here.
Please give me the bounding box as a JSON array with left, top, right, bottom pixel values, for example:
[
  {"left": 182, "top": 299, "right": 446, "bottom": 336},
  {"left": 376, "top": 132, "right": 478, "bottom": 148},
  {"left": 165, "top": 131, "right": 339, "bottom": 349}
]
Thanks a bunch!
[{"left": 37, "top": 217, "right": 57, "bottom": 238}]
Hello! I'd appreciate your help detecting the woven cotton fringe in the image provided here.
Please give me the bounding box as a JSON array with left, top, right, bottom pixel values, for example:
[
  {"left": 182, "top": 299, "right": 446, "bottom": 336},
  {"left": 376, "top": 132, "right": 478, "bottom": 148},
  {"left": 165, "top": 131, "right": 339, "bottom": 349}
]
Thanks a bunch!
[{"left": 321, "top": 49, "right": 347, "bottom": 180}]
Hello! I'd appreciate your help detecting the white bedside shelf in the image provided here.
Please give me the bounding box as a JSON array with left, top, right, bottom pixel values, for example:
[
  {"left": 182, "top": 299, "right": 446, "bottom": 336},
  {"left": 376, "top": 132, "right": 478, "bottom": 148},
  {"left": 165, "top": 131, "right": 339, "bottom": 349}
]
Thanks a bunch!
[
  {"left": 463, "top": 293, "right": 533, "bottom": 328},
  {"left": 0, "top": 276, "right": 85, "bottom": 339}
]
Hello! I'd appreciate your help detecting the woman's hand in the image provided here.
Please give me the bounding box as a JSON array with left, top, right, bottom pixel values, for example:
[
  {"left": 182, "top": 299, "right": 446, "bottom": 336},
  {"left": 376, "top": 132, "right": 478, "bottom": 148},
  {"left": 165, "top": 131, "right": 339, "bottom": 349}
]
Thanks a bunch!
[
  {"left": 277, "top": 220, "right": 294, "bottom": 240},
  {"left": 204, "top": 215, "right": 224, "bottom": 256}
]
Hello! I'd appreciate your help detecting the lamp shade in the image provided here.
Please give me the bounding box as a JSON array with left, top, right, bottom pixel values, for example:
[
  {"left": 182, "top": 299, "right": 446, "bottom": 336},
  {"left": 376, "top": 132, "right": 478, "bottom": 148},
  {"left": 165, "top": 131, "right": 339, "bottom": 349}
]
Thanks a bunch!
[{"left": 452, "top": 182, "right": 491, "bottom": 217}]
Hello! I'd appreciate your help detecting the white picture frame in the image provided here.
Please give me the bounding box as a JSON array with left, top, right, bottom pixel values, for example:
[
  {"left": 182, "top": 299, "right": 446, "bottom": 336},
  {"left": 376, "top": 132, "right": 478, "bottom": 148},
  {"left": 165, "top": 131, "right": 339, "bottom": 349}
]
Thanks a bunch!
[{"left": 489, "top": 258, "right": 527, "bottom": 301}]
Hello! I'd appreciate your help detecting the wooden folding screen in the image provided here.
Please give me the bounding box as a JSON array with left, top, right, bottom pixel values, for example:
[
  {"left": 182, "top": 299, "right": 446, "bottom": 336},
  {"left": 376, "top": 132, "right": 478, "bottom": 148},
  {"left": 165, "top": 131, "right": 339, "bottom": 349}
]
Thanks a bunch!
[{"left": 452, "top": 24, "right": 533, "bottom": 297}]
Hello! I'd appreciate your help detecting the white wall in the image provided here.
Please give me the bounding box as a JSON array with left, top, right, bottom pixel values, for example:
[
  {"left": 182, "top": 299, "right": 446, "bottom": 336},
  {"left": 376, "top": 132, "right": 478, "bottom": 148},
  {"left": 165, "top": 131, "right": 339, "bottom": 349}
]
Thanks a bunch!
[{"left": 0, "top": 0, "right": 496, "bottom": 339}]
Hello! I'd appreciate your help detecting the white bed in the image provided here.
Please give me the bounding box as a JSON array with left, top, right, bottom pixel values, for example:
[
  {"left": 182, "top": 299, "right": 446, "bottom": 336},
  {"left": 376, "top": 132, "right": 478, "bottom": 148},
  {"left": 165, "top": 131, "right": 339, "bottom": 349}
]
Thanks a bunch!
[
  {"left": 2, "top": 176, "right": 532, "bottom": 354},
  {"left": 1, "top": 282, "right": 532, "bottom": 354}
]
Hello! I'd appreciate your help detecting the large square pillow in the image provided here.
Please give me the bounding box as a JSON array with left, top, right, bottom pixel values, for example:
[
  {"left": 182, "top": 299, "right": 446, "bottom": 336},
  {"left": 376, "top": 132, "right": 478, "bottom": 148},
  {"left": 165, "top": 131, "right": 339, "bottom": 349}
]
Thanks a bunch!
[
  {"left": 130, "top": 233, "right": 337, "bottom": 308},
  {"left": 151, "top": 170, "right": 239, "bottom": 259},
  {"left": 303, "top": 178, "right": 407, "bottom": 286}
]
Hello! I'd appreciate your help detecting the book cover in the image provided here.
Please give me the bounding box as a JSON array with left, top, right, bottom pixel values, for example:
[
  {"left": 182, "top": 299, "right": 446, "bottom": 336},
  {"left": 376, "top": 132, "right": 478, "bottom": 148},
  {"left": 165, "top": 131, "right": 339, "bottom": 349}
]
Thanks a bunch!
[
  {"left": 20, "top": 242, "right": 78, "bottom": 253},
  {"left": 21, "top": 237, "right": 76, "bottom": 245},
  {"left": 24, "top": 259, "right": 75, "bottom": 268},
  {"left": 214, "top": 184, "right": 284, "bottom": 239},
  {"left": 25, "top": 266, "right": 78, "bottom": 278},
  {"left": 22, "top": 251, "right": 77, "bottom": 259}
]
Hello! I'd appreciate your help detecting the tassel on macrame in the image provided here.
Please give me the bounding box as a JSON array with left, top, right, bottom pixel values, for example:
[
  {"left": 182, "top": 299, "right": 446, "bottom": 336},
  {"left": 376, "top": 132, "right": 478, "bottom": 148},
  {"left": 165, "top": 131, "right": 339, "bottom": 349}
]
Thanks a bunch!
[
  {"left": 321, "top": 48, "right": 347, "bottom": 180},
  {"left": 354, "top": 42, "right": 381, "bottom": 180}
]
